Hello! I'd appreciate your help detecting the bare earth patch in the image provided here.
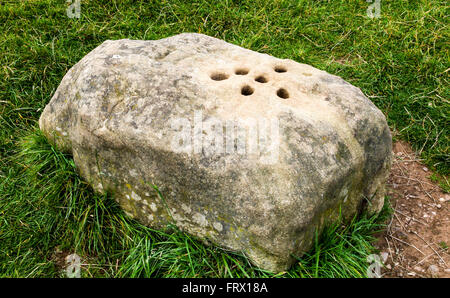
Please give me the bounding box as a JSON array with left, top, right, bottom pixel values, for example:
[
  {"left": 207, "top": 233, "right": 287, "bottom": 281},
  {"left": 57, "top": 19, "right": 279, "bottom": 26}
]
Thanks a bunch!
[{"left": 375, "top": 141, "right": 450, "bottom": 278}]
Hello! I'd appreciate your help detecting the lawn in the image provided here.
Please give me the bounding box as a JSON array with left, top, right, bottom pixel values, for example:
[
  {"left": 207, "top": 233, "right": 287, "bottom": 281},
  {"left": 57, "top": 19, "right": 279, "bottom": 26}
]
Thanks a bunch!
[{"left": 0, "top": 0, "right": 448, "bottom": 277}]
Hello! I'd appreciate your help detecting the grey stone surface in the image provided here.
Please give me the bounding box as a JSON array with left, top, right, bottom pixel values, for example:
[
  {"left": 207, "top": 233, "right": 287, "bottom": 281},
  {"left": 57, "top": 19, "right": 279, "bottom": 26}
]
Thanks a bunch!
[{"left": 39, "top": 33, "right": 392, "bottom": 272}]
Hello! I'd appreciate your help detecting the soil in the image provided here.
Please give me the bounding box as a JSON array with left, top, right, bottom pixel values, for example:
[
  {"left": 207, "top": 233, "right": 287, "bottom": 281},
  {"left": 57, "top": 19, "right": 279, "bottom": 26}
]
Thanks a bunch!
[{"left": 375, "top": 141, "right": 450, "bottom": 278}]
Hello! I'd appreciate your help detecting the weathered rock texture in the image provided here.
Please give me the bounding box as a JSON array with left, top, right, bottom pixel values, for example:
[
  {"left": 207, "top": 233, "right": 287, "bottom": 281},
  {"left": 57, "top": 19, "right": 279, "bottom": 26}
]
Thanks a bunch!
[{"left": 39, "top": 33, "right": 392, "bottom": 272}]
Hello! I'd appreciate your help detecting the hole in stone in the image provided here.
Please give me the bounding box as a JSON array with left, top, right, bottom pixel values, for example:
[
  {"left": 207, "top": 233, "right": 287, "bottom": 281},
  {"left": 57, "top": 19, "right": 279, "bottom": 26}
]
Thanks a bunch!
[
  {"left": 255, "top": 75, "right": 268, "bottom": 83},
  {"left": 277, "top": 88, "right": 289, "bottom": 99},
  {"left": 210, "top": 73, "right": 229, "bottom": 81},
  {"left": 241, "top": 85, "right": 254, "bottom": 96},
  {"left": 274, "top": 66, "right": 287, "bottom": 73},
  {"left": 235, "top": 68, "right": 249, "bottom": 75}
]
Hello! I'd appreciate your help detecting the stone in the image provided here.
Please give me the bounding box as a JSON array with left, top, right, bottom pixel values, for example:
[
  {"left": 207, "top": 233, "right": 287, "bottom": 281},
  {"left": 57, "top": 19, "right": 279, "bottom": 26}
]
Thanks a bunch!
[{"left": 39, "top": 33, "right": 392, "bottom": 272}]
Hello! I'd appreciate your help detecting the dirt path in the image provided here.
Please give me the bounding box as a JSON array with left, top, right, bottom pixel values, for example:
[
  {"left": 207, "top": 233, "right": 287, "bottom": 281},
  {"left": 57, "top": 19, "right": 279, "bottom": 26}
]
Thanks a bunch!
[{"left": 375, "top": 141, "right": 449, "bottom": 278}]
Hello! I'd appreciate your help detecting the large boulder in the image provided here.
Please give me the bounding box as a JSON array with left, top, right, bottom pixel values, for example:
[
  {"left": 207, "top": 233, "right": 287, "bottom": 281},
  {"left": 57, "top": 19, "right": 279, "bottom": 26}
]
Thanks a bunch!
[{"left": 39, "top": 33, "right": 392, "bottom": 272}]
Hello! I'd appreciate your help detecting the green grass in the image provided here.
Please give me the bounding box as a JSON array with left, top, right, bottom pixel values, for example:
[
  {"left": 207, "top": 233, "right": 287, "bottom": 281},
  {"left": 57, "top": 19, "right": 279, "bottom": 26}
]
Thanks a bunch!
[
  {"left": 0, "top": 0, "right": 448, "bottom": 277},
  {"left": 0, "top": 130, "right": 392, "bottom": 277}
]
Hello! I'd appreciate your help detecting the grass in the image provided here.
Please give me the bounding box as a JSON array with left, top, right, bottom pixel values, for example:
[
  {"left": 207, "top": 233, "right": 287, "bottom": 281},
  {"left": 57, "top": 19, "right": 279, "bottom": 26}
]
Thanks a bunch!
[
  {"left": 0, "top": 130, "right": 392, "bottom": 277},
  {"left": 0, "top": 0, "right": 448, "bottom": 277}
]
